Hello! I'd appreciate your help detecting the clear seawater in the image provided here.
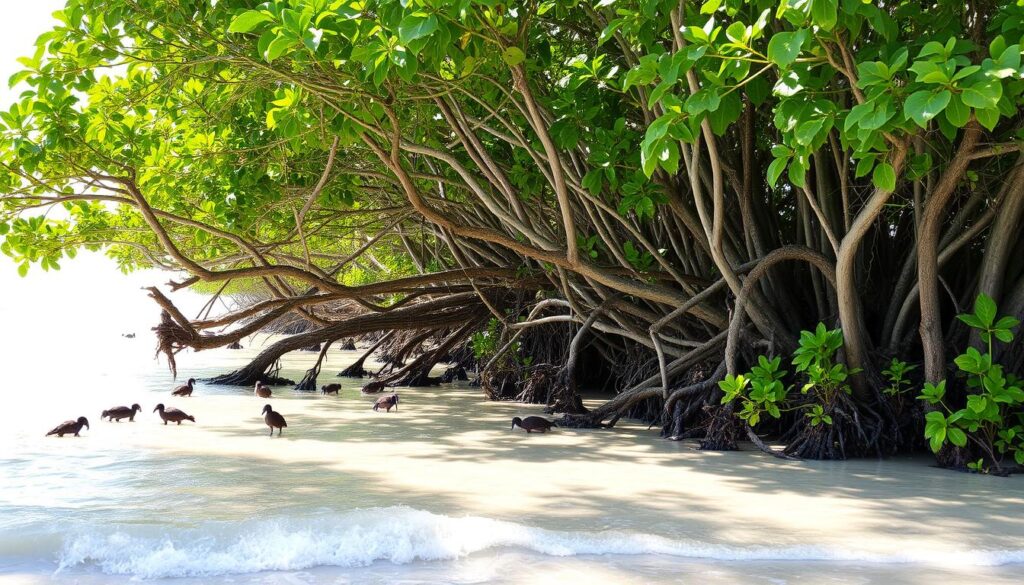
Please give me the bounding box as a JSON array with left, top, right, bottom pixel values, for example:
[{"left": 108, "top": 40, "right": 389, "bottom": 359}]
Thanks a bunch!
[{"left": 0, "top": 256, "right": 1022, "bottom": 584}]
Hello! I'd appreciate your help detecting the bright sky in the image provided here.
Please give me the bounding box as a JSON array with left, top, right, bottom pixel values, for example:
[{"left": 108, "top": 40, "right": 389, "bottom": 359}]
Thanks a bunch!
[
  {"left": 0, "top": 1, "right": 66, "bottom": 106},
  {"left": 0, "top": 2, "right": 207, "bottom": 351}
]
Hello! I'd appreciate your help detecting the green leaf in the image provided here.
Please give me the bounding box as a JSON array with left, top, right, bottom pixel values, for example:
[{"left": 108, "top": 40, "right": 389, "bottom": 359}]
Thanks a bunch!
[
  {"left": 265, "top": 35, "right": 293, "bottom": 63},
  {"left": 788, "top": 156, "right": 806, "bottom": 188},
  {"left": 996, "top": 44, "right": 1021, "bottom": 72},
  {"left": 994, "top": 315, "right": 1020, "bottom": 332},
  {"left": 975, "top": 107, "right": 999, "bottom": 131},
  {"left": 634, "top": 195, "right": 655, "bottom": 218},
  {"left": 961, "top": 80, "right": 1002, "bottom": 109},
  {"left": 700, "top": 0, "right": 722, "bottom": 15},
  {"left": 767, "top": 157, "right": 787, "bottom": 188},
  {"left": 502, "top": 47, "right": 526, "bottom": 67},
  {"left": 944, "top": 94, "right": 970, "bottom": 128},
  {"left": 967, "top": 395, "right": 988, "bottom": 413},
  {"left": 957, "top": 313, "right": 984, "bottom": 329},
  {"left": 795, "top": 118, "right": 824, "bottom": 146},
  {"left": 854, "top": 155, "right": 876, "bottom": 178},
  {"left": 686, "top": 88, "right": 721, "bottom": 115},
  {"left": 725, "top": 22, "right": 748, "bottom": 45},
  {"left": 917, "top": 380, "right": 946, "bottom": 404},
  {"left": 582, "top": 169, "right": 603, "bottom": 195},
  {"left": 872, "top": 162, "right": 896, "bottom": 191},
  {"left": 746, "top": 75, "right": 770, "bottom": 106},
  {"left": 904, "top": 90, "right": 950, "bottom": 128},
  {"left": 811, "top": 0, "right": 838, "bottom": 31},
  {"left": 229, "top": 10, "right": 273, "bottom": 34},
  {"left": 17, "top": 261, "right": 28, "bottom": 277},
  {"left": 622, "top": 63, "right": 657, "bottom": 91},
  {"left": 974, "top": 293, "right": 997, "bottom": 327},
  {"left": 398, "top": 14, "right": 438, "bottom": 44},
  {"left": 767, "top": 29, "right": 808, "bottom": 69},
  {"left": 708, "top": 92, "right": 742, "bottom": 135},
  {"left": 948, "top": 427, "right": 967, "bottom": 448},
  {"left": 845, "top": 102, "right": 873, "bottom": 132},
  {"left": 647, "top": 78, "right": 677, "bottom": 108}
]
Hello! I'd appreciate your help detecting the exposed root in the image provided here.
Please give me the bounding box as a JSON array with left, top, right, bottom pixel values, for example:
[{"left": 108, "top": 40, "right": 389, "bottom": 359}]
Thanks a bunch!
[
  {"left": 295, "top": 341, "right": 332, "bottom": 391},
  {"left": 382, "top": 320, "right": 481, "bottom": 387},
  {"left": 440, "top": 365, "right": 468, "bottom": 383},
  {"left": 512, "top": 364, "right": 557, "bottom": 403},
  {"left": 339, "top": 332, "right": 393, "bottom": 378},
  {"left": 745, "top": 424, "right": 799, "bottom": 460},
  {"left": 700, "top": 403, "right": 740, "bottom": 451},
  {"left": 557, "top": 412, "right": 617, "bottom": 429},
  {"left": 782, "top": 391, "right": 877, "bottom": 460}
]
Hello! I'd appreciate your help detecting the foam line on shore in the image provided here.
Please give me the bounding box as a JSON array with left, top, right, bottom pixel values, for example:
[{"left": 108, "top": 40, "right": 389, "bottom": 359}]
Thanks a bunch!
[{"left": 46, "top": 507, "right": 1024, "bottom": 578}]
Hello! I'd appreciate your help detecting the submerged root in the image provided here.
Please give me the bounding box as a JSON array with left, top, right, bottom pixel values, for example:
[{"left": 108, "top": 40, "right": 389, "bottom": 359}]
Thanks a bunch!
[
  {"left": 557, "top": 412, "right": 618, "bottom": 429},
  {"left": 209, "top": 365, "right": 294, "bottom": 387},
  {"left": 338, "top": 362, "right": 371, "bottom": 378},
  {"left": 440, "top": 365, "right": 468, "bottom": 383}
]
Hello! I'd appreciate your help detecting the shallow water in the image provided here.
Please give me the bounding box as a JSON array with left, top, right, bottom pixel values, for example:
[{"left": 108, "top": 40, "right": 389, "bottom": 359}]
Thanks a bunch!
[{"left": 1, "top": 259, "right": 1023, "bottom": 584}]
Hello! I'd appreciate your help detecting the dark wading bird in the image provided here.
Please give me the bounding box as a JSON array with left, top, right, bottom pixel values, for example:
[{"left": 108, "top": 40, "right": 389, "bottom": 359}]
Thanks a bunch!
[
  {"left": 46, "top": 417, "right": 89, "bottom": 437},
  {"left": 372, "top": 393, "right": 399, "bottom": 412},
  {"left": 254, "top": 382, "right": 272, "bottom": 398},
  {"left": 361, "top": 380, "right": 386, "bottom": 394},
  {"left": 262, "top": 404, "right": 287, "bottom": 436},
  {"left": 171, "top": 378, "right": 196, "bottom": 397},
  {"left": 511, "top": 416, "right": 553, "bottom": 433},
  {"left": 153, "top": 404, "right": 195, "bottom": 425},
  {"left": 102, "top": 404, "right": 142, "bottom": 422},
  {"left": 321, "top": 383, "right": 341, "bottom": 395}
]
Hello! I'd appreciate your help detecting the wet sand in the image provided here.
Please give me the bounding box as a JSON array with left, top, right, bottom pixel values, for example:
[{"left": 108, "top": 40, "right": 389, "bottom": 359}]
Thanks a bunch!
[{"left": 1, "top": 338, "right": 1022, "bottom": 583}]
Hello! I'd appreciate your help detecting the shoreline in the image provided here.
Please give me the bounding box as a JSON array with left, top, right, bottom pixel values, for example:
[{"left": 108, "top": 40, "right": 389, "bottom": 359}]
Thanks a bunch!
[{"left": 2, "top": 346, "right": 1023, "bottom": 584}]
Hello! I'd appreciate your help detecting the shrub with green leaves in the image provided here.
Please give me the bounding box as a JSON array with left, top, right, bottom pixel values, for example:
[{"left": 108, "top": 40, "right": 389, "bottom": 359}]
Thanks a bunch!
[
  {"left": 719, "top": 355, "right": 790, "bottom": 427},
  {"left": 917, "top": 294, "right": 1023, "bottom": 473},
  {"left": 792, "top": 324, "right": 858, "bottom": 422},
  {"left": 721, "top": 324, "right": 855, "bottom": 431},
  {"left": 471, "top": 318, "right": 502, "bottom": 361},
  {"left": 882, "top": 358, "right": 916, "bottom": 397}
]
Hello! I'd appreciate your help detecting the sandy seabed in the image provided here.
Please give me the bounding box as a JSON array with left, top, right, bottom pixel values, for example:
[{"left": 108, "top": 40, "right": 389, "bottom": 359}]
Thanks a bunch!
[{"left": 0, "top": 336, "right": 1022, "bottom": 584}]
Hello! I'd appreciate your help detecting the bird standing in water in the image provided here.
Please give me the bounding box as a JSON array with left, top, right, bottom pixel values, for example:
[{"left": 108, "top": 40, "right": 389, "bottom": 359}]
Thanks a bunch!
[
  {"left": 511, "top": 416, "right": 553, "bottom": 433},
  {"left": 254, "top": 382, "right": 272, "bottom": 398},
  {"left": 372, "top": 393, "right": 399, "bottom": 412},
  {"left": 361, "top": 380, "right": 386, "bottom": 394},
  {"left": 46, "top": 417, "right": 90, "bottom": 437},
  {"left": 102, "top": 404, "right": 142, "bottom": 422},
  {"left": 171, "top": 378, "right": 196, "bottom": 397},
  {"left": 153, "top": 404, "right": 195, "bottom": 425},
  {"left": 262, "top": 404, "right": 287, "bottom": 436}
]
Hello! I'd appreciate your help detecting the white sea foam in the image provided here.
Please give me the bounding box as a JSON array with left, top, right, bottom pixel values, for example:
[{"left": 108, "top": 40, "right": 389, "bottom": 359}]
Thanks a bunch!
[{"left": 47, "top": 507, "right": 1024, "bottom": 579}]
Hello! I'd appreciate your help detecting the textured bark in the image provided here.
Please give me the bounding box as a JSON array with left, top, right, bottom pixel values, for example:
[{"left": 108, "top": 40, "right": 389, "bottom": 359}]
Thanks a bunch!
[{"left": 917, "top": 124, "right": 981, "bottom": 384}]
